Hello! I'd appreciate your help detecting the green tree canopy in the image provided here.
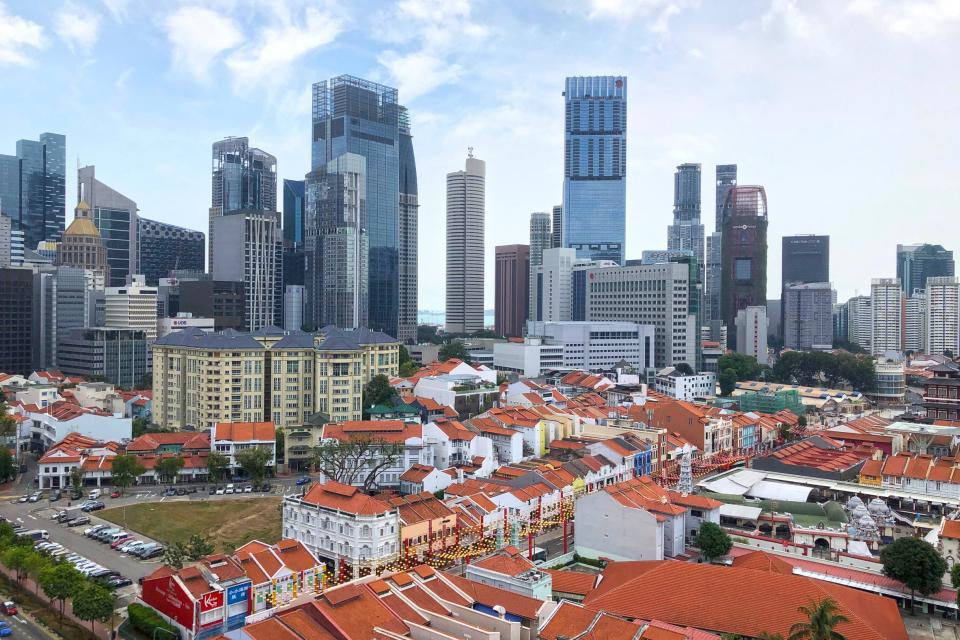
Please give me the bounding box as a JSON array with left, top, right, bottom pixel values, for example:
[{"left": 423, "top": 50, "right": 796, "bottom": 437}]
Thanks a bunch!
[
  {"left": 0, "top": 448, "right": 15, "bottom": 483},
  {"left": 716, "top": 352, "right": 761, "bottom": 381},
  {"left": 881, "top": 536, "right": 946, "bottom": 612},
  {"left": 673, "top": 362, "right": 695, "bottom": 376},
  {"left": 695, "top": 522, "right": 732, "bottom": 562},
  {"left": 439, "top": 340, "right": 471, "bottom": 363},
  {"left": 2, "top": 546, "right": 31, "bottom": 582},
  {"left": 70, "top": 467, "right": 85, "bottom": 493},
  {"left": 206, "top": 451, "right": 230, "bottom": 484},
  {"left": 0, "top": 402, "right": 16, "bottom": 439},
  {"left": 185, "top": 534, "right": 215, "bottom": 561},
  {"left": 235, "top": 446, "right": 273, "bottom": 488},
  {"left": 718, "top": 368, "right": 738, "bottom": 397},
  {"left": 771, "top": 351, "right": 875, "bottom": 391},
  {"left": 40, "top": 562, "right": 84, "bottom": 623},
  {"left": 787, "top": 597, "right": 848, "bottom": 640},
  {"left": 363, "top": 374, "right": 396, "bottom": 413},
  {"left": 73, "top": 582, "right": 116, "bottom": 634},
  {"left": 163, "top": 542, "right": 186, "bottom": 570},
  {"left": 156, "top": 456, "right": 185, "bottom": 484},
  {"left": 110, "top": 454, "right": 145, "bottom": 494}
]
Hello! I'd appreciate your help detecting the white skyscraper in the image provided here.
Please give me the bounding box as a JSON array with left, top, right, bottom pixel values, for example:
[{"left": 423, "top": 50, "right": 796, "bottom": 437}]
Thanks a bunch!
[
  {"left": 905, "top": 292, "right": 926, "bottom": 353},
  {"left": 735, "top": 306, "right": 769, "bottom": 365},
  {"left": 528, "top": 212, "right": 552, "bottom": 321},
  {"left": 846, "top": 295, "right": 872, "bottom": 351},
  {"left": 925, "top": 276, "right": 960, "bottom": 356},
  {"left": 105, "top": 275, "right": 158, "bottom": 340},
  {"left": 871, "top": 278, "right": 903, "bottom": 356},
  {"left": 534, "top": 247, "right": 577, "bottom": 323},
  {"left": 445, "top": 151, "right": 485, "bottom": 334}
]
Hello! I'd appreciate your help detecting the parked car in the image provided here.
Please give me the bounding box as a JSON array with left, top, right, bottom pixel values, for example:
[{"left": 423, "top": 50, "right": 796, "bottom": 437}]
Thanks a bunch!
[
  {"left": 0, "top": 621, "right": 11, "bottom": 636},
  {"left": 224, "top": 484, "right": 235, "bottom": 494},
  {"left": 27, "top": 492, "right": 41, "bottom": 503},
  {"left": 208, "top": 486, "right": 217, "bottom": 495},
  {"left": 1, "top": 602, "right": 17, "bottom": 615},
  {"left": 243, "top": 485, "right": 253, "bottom": 493},
  {"left": 51, "top": 510, "right": 68, "bottom": 521},
  {"left": 164, "top": 488, "right": 177, "bottom": 497},
  {"left": 66, "top": 516, "right": 91, "bottom": 527},
  {"left": 110, "top": 490, "right": 121, "bottom": 498},
  {"left": 295, "top": 476, "right": 311, "bottom": 486},
  {"left": 106, "top": 576, "right": 133, "bottom": 589},
  {"left": 16, "top": 496, "right": 27, "bottom": 503},
  {"left": 49, "top": 489, "right": 61, "bottom": 502},
  {"left": 259, "top": 483, "right": 272, "bottom": 492},
  {"left": 88, "top": 489, "right": 101, "bottom": 500},
  {"left": 110, "top": 534, "right": 131, "bottom": 549},
  {"left": 82, "top": 501, "right": 105, "bottom": 512},
  {"left": 215, "top": 487, "right": 225, "bottom": 495},
  {"left": 84, "top": 524, "right": 108, "bottom": 537},
  {"left": 139, "top": 546, "right": 165, "bottom": 560},
  {"left": 175, "top": 488, "right": 187, "bottom": 496}
]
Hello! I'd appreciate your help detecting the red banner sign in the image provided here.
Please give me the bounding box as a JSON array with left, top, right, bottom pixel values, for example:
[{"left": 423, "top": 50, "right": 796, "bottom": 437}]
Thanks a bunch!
[
  {"left": 199, "top": 590, "right": 224, "bottom": 612},
  {"left": 141, "top": 576, "right": 195, "bottom": 629}
]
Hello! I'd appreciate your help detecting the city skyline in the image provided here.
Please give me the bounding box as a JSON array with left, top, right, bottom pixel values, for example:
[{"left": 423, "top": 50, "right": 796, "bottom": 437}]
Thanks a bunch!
[{"left": 1, "top": 1, "right": 958, "bottom": 310}]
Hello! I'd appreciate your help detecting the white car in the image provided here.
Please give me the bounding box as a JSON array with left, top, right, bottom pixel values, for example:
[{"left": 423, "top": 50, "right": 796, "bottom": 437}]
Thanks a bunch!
[
  {"left": 243, "top": 485, "right": 253, "bottom": 493},
  {"left": 224, "top": 484, "right": 235, "bottom": 494},
  {"left": 215, "top": 487, "right": 225, "bottom": 495}
]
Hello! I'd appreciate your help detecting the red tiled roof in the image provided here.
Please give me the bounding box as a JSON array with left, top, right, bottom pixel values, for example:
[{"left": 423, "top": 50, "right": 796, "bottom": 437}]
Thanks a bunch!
[
  {"left": 399, "top": 463, "right": 436, "bottom": 483},
  {"left": 543, "top": 569, "right": 599, "bottom": 596},
  {"left": 859, "top": 458, "right": 883, "bottom": 477},
  {"left": 323, "top": 420, "right": 422, "bottom": 444},
  {"left": 300, "top": 481, "right": 393, "bottom": 515},
  {"left": 471, "top": 546, "right": 535, "bottom": 577},
  {"left": 311, "top": 584, "right": 410, "bottom": 639},
  {"left": 443, "top": 572, "right": 545, "bottom": 620},
  {"left": 126, "top": 431, "right": 210, "bottom": 452},
  {"left": 942, "top": 519, "right": 960, "bottom": 540},
  {"left": 215, "top": 421, "right": 275, "bottom": 442}
]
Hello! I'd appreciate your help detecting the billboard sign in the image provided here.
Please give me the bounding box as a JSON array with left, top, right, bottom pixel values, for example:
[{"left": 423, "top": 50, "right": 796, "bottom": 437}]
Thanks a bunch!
[
  {"left": 141, "top": 576, "right": 195, "bottom": 629},
  {"left": 226, "top": 583, "right": 249, "bottom": 606},
  {"left": 199, "top": 590, "right": 224, "bottom": 612}
]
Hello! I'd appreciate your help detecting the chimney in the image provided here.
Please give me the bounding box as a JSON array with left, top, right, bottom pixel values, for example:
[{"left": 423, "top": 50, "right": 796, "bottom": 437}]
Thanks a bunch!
[{"left": 457, "top": 468, "right": 464, "bottom": 484}]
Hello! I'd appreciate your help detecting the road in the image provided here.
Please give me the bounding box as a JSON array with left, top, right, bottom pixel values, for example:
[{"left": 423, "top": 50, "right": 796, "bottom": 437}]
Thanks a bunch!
[{"left": 0, "top": 610, "right": 50, "bottom": 640}]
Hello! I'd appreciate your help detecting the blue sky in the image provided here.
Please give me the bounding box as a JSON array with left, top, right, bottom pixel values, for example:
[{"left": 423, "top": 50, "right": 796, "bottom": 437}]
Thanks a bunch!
[{"left": 1, "top": 0, "right": 958, "bottom": 310}]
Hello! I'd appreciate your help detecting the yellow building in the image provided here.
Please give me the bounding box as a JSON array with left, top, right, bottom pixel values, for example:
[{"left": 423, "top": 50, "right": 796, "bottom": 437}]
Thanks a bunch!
[{"left": 152, "top": 326, "right": 400, "bottom": 430}]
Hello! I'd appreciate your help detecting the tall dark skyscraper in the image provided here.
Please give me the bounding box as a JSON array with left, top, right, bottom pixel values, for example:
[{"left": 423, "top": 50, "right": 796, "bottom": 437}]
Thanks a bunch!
[
  {"left": 720, "top": 185, "right": 768, "bottom": 349},
  {"left": 782, "top": 235, "right": 830, "bottom": 288},
  {"left": 714, "top": 164, "right": 737, "bottom": 232},
  {"left": 137, "top": 218, "right": 205, "bottom": 286},
  {"left": 282, "top": 179, "right": 305, "bottom": 247},
  {"left": 562, "top": 76, "right": 626, "bottom": 264},
  {"left": 0, "top": 132, "right": 66, "bottom": 250},
  {"left": 495, "top": 244, "right": 529, "bottom": 338},
  {"left": 398, "top": 107, "right": 419, "bottom": 345},
  {"left": 0, "top": 268, "right": 36, "bottom": 375},
  {"left": 79, "top": 165, "right": 138, "bottom": 287},
  {"left": 551, "top": 204, "right": 562, "bottom": 249},
  {"left": 667, "top": 163, "right": 704, "bottom": 282},
  {"left": 897, "top": 243, "right": 955, "bottom": 295}
]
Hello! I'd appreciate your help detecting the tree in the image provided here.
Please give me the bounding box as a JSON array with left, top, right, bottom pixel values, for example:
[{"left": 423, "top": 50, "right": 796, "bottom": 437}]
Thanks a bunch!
[
  {"left": 399, "top": 344, "right": 411, "bottom": 366},
  {"left": 0, "top": 402, "right": 17, "bottom": 440},
  {"left": 206, "top": 451, "right": 230, "bottom": 484},
  {"left": 25, "top": 551, "right": 49, "bottom": 594},
  {"left": 235, "top": 446, "right": 273, "bottom": 488},
  {"left": 275, "top": 427, "right": 285, "bottom": 465},
  {"left": 70, "top": 467, "right": 84, "bottom": 494},
  {"left": 110, "top": 454, "right": 145, "bottom": 494},
  {"left": 673, "top": 362, "right": 695, "bottom": 376},
  {"left": 718, "top": 368, "right": 738, "bottom": 397},
  {"left": 797, "top": 415, "right": 808, "bottom": 428},
  {"left": 73, "top": 582, "right": 116, "bottom": 635},
  {"left": 2, "top": 546, "right": 31, "bottom": 582},
  {"left": 185, "top": 534, "right": 215, "bottom": 561},
  {"left": 787, "top": 597, "right": 848, "bottom": 640},
  {"left": 399, "top": 360, "right": 420, "bottom": 377},
  {"left": 40, "top": 562, "right": 83, "bottom": 624},
  {"left": 363, "top": 374, "right": 396, "bottom": 414},
  {"left": 880, "top": 536, "right": 946, "bottom": 612},
  {"left": 439, "top": 340, "right": 471, "bottom": 363},
  {"left": 0, "top": 448, "right": 14, "bottom": 483},
  {"left": 156, "top": 456, "right": 185, "bottom": 484},
  {"left": 950, "top": 563, "right": 960, "bottom": 589},
  {"left": 695, "top": 522, "right": 732, "bottom": 563},
  {"left": 716, "top": 352, "right": 761, "bottom": 381},
  {"left": 312, "top": 436, "right": 405, "bottom": 493},
  {"left": 163, "top": 542, "right": 186, "bottom": 570}
]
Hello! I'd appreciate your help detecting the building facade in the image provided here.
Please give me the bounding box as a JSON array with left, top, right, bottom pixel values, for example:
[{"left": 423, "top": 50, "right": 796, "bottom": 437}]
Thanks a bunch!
[
  {"left": 782, "top": 235, "right": 829, "bottom": 288},
  {"left": 0, "top": 132, "right": 66, "bottom": 250},
  {"left": 735, "top": 306, "right": 769, "bottom": 365},
  {"left": 870, "top": 278, "right": 903, "bottom": 355},
  {"left": 179, "top": 281, "right": 245, "bottom": 331},
  {"left": 495, "top": 244, "right": 529, "bottom": 338},
  {"left": 398, "top": 109, "right": 419, "bottom": 345},
  {"left": 41, "top": 266, "right": 99, "bottom": 368},
  {"left": 137, "top": 217, "right": 205, "bottom": 286},
  {"left": 562, "top": 76, "right": 627, "bottom": 265},
  {"left": 282, "top": 179, "right": 305, "bottom": 248},
  {"left": 897, "top": 243, "right": 954, "bottom": 296},
  {"left": 105, "top": 278, "right": 159, "bottom": 341},
  {"left": 720, "top": 186, "right": 768, "bottom": 350},
  {"left": 56, "top": 201, "right": 109, "bottom": 287},
  {"left": 529, "top": 212, "right": 552, "bottom": 322},
  {"left": 0, "top": 268, "right": 35, "bottom": 375},
  {"left": 79, "top": 165, "right": 138, "bottom": 287},
  {"left": 58, "top": 327, "right": 149, "bottom": 388},
  {"left": 783, "top": 282, "right": 833, "bottom": 351},
  {"left": 714, "top": 164, "right": 737, "bottom": 232},
  {"left": 445, "top": 152, "right": 486, "bottom": 334},
  {"left": 212, "top": 210, "right": 282, "bottom": 331},
  {"left": 667, "top": 163, "right": 704, "bottom": 281},
  {"left": 905, "top": 292, "right": 926, "bottom": 353},
  {"left": 925, "top": 276, "right": 960, "bottom": 356},
  {"left": 846, "top": 295, "right": 872, "bottom": 351}
]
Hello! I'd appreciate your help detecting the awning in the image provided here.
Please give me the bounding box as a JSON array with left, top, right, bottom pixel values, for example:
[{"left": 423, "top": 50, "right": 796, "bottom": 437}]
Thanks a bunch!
[
  {"left": 699, "top": 469, "right": 766, "bottom": 496},
  {"left": 745, "top": 480, "right": 813, "bottom": 502},
  {"left": 719, "top": 503, "right": 763, "bottom": 521}
]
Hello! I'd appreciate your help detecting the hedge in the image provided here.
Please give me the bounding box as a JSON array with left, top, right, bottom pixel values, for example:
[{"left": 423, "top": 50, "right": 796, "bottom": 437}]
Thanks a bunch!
[{"left": 127, "top": 603, "right": 179, "bottom": 640}]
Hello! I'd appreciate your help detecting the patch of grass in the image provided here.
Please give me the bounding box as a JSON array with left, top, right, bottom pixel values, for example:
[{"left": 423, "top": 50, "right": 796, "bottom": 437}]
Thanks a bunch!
[
  {"left": 0, "top": 571, "right": 98, "bottom": 640},
  {"left": 100, "top": 498, "right": 282, "bottom": 551}
]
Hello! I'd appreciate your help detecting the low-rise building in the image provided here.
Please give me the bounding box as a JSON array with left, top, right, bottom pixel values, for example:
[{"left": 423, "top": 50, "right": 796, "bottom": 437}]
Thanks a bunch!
[
  {"left": 654, "top": 367, "right": 717, "bottom": 401},
  {"left": 212, "top": 421, "right": 276, "bottom": 472},
  {"left": 399, "top": 464, "right": 453, "bottom": 495},
  {"left": 465, "top": 545, "right": 552, "bottom": 600}
]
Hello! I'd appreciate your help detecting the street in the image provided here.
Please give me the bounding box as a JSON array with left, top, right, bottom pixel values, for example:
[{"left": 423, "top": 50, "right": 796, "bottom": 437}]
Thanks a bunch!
[{"left": 0, "top": 609, "right": 52, "bottom": 640}]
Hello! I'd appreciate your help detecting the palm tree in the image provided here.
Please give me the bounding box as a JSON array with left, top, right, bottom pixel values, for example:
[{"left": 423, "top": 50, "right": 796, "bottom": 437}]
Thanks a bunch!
[{"left": 788, "top": 597, "right": 849, "bottom": 640}]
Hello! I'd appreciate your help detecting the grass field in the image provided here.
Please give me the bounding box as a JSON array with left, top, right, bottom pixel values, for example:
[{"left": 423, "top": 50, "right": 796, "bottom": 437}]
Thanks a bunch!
[{"left": 100, "top": 498, "right": 282, "bottom": 552}]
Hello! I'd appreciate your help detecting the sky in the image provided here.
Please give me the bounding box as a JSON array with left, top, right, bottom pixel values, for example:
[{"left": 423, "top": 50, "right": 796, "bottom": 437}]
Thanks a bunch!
[{"left": 1, "top": 0, "right": 959, "bottom": 311}]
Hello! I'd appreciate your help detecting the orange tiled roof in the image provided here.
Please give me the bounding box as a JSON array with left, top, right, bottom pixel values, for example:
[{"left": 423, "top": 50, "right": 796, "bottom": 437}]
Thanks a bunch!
[
  {"left": 398, "top": 463, "right": 436, "bottom": 483},
  {"left": 942, "top": 519, "right": 960, "bottom": 540},
  {"left": 323, "top": 420, "right": 421, "bottom": 444},
  {"left": 300, "top": 481, "right": 393, "bottom": 516},
  {"left": 471, "top": 546, "right": 535, "bottom": 577},
  {"left": 215, "top": 421, "right": 275, "bottom": 442},
  {"left": 543, "top": 569, "right": 599, "bottom": 596}
]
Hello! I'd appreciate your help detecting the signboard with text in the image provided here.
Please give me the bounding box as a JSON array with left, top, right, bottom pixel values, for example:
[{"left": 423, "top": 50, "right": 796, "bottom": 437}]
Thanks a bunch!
[
  {"left": 199, "top": 590, "right": 224, "bottom": 613},
  {"left": 226, "top": 583, "right": 249, "bottom": 606},
  {"left": 141, "top": 576, "right": 195, "bottom": 629}
]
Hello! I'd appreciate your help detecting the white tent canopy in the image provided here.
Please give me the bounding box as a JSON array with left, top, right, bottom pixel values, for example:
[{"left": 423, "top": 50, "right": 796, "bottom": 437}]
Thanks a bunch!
[{"left": 718, "top": 503, "right": 763, "bottom": 521}]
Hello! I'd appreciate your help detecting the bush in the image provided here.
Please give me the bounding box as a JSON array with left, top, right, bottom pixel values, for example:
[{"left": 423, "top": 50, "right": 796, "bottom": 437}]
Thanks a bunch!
[{"left": 127, "top": 603, "right": 179, "bottom": 640}]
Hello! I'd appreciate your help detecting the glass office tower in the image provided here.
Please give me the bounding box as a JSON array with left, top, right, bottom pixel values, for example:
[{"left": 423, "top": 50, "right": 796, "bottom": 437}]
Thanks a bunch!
[
  {"left": 398, "top": 107, "right": 419, "bottom": 344},
  {"left": 562, "top": 76, "right": 626, "bottom": 265},
  {"left": 283, "top": 179, "right": 305, "bottom": 247},
  {"left": 0, "top": 132, "right": 66, "bottom": 250}
]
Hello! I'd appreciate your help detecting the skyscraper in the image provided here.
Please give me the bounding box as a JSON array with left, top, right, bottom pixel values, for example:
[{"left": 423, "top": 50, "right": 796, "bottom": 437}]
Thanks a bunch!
[
  {"left": 282, "top": 179, "right": 305, "bottom": 247},
  {"left": 897, "top": 243, "right": 955, "bottom": 296},
  {"left": 870, "top": 278, "right": 903, "bottom": 356},
  {"left": 0, "top": 268, "right": 36, "bottom": 375},
  {"left": 213, "top": 210, "right": 282, "bottom": 331},
  {"left": 529, "top": 212, "right": 552, "bottom": 321},
  {"left": 78, "top": 165, "right": 138, "bottom": 287},
  {"left": 308, "top": 75, "right": 411, "bottom": 338},
  {"left": 495, "top": 244, "right": 529, "bottom": 338},
  {"left": 137, "top": 218, "right": 205, "bottom": 285},
  {"left": 56, "top": 201, "right": 109, "bottom": 287},
  {"left": 782, "top": 235, "right": 830, "bottom": 288},
  {"left": 720, "top": 186, "right": 768, "bottom": 350},
  {"left": 925, "top": 276, "right": 959, "bottom": 357},
  {"left": 735, "top": 306, "right": 769, "bottom": 365},
  {"left": 783, "top": 282, "right": 834, "bottom": 351},
  {"left": 445, "top": 152, "right": 486, "bottom": 334},
  {"left": 704, "top": 232, "right": 722, "bottom": 327},
  {"left": 398, "top": 107, "right": 419, "bottom": 345},
  {"left": 0, "top": 132, "right": 66, "bottom": 250},
  {"left": 562, "top": 76, "right": 626, "bottom": 264},
  {"left": 714, "top": 164, "right": 737, "bottom": 232},
  {"left": 210, "top": 137, "right": 277, "bottom": 271},
  {"left": 846, "top": 295, "right": 872, "bottom": 351},
  {"left": 552, "top": 204, "right": 562, "bottom": 249},
  {"left": 667, "top": 163, "right": 704, "bottom": 276}
]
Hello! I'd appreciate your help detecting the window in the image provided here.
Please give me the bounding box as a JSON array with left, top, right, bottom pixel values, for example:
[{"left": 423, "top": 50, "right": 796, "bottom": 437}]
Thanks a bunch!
[{"left": 734, "top": 258, "right": 752, "bottom": 281}]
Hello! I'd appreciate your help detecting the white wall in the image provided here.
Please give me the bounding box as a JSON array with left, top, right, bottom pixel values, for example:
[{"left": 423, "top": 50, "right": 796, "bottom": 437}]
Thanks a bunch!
[{"left": 574, "top": 490, "right": 664, "bottom": 561}]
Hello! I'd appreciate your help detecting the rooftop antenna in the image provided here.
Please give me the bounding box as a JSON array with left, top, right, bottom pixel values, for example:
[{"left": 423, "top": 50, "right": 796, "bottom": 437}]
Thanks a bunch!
[{"left": 467, "top": 146, "right": 474, "bottom": 159}]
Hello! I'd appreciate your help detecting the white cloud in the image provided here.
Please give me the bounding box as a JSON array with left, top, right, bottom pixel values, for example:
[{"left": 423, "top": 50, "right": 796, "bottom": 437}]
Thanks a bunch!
[
  {"left": 162, "top": 6, "right": 242, "bottom": 82},
  {"left": 100, "top": 0, "right": 128, "bottom": 21},
  {"left": 376, "top": 50, "right": 462, "bottom": 103},
  {"left": 226, "top": 5, "right": 343, "bottom": 86},
  {"left": 0, "top": 2, "right": 45, "bottom": 65},
  {"left": 55, "top": 1, "right": 102, "bottom": 53},
  {"left": 847, "top": 0, "right": 960, "bottom": 38},
  {"left": 115, "top": 66, "right": 132, "bottom": 89},
  {"left": 759, "top": 0, "right": 826, "bottom": 44}
]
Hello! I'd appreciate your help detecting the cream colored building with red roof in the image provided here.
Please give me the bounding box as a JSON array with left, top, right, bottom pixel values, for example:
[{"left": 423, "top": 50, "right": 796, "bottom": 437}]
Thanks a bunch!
[{"left": 212, "top": 421, "right": 276, "bottom": 471}]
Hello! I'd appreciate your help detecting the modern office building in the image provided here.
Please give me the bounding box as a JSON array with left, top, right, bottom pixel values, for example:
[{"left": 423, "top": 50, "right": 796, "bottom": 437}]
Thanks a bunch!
[
  {"left": 552, "top": 204, "right": 563, "bottom": 249},
  {"left": 904, "top": 292, "right": 926, "bottom": 353},
  {"left": 532, "top": 247, "right": 577, "bottom": 323},
  {"left": 704, "top": 231, "right": 722, "bottom": 331},
  {"left": 766, "top": 299, "right": 781, "bottom": 342},
  {"left": 213, "top": 209, "right": 282, "bottom": 331},
  {"left": 562, "top": 76, "right": 627, "bottom": 264},
  {"left": 56, "top": 201, "right": 109, "bottom": 288},
  {"left": 309, "top": 75, "right": 412, "bottom": 339},
  {"left": 0, "top": 215, "right": 11, "bottom": 267},
  {"left": 105, "top": 277, "right": 159, "bottom": 341},
  {"left": 897, "top": 244, "right": 955, "bottom": 296},
  {"left": 846, "top": 295, "right": 872, "bottom": 351},
  {"left": 209, "top": 137, "right": 277, "bottom": 271},
  {"left": 136, "top": 217, "right": 204, "bottom": 286},
  {"left": 304, "top": 154, "right": 369, "bottom": 330},
  {"left": 494, "top": 244, "right": 529, "bottom": 338},
  {"left": 735, "top": 306, "right": 769, "bottom": 365},
  {"left": 782, "top": 235, "right": 830, "bottom": 287},
  {"left": 714, "top": 164, "right": 737, "bottom": 232},
  {"left": 58, "top": 327, "right": 149, "bottom": 389},
  {"left": 720, "top": 186, "right": 768, "bottom": 350},
  {"left": 529, "top": 212, "right": 552, "bottom": 321},
  {"left": 78, "top": 165, "right": 138, "bottom": 287},
  {"left": 585, "top": 261, "right": 697, "bottom": 368},
  {"left": 445, "top": 152, "right": 486, "bottom": 334},
  {"left": 284, "top": 284, "right": 305, "bottom": 332},
  {"left": 0, "top": 268, "right": 35, "bottom": 375},
  {"left": 0, "top": 132, "right": 66, "bottom": 250},
  {"left": 398, "top": 108, "right": 419, "bottom": 345},
  {"left": 925, "top": 276, "right": 960, "bottom": 357},
  {"left": 179, "top": 280, "right": 245, "bottom": 330},
  {"left": 40, "top": 266, "right": 100, "bottom": 368},
  {"left": 870, "top": 278, "right": 903, "bottom": 355},
  {"left": 667, "top": 163, "right": 704, "bottom": 277},
  {"left": 282, "top": 179, "right": 306, "bottom": 247},
  {"left": 783, "top": 282, "right": 833, "bottom": 351}
]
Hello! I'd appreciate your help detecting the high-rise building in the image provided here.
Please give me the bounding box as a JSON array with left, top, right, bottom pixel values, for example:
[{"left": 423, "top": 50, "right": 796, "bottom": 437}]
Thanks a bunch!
[
  {"left": 532, "top": 247, "right": 577, "bottom": 323},
  {"left": 704, "top": 231, "right": 722, "bottom": 328},
  {"left": 78, "top": 165, "right": 138, "bottom": 287},
  {"left": 714, "top": 164, "right": 737, "bottom": 232},
  {"left": 897, "top": 243, "right": 955, "bottom": 296},
  {"left": 137, "top": 218, "right": 205, "bottom": 286},
  {"left": 284, "top": 285, "right": 305, "bottom": 332},
  {"left": 782, "top": 235, "right": 830, "bottom": 287},
  {"left": 529, "top": 212, "right": 552, "bottom": 321},
  {"left": 551, "top": 205, "right": 563, "bottom": 249},
  {"left": 846, "top": 295, "right": 872, "bottom": 351},
  {"left": 562, "top": 76, "right": 627, "bottom": 264},
  {"left": 720, "top": 186, "right": 768, "bottom": 350},
  {"left": 905, "top": 292, "right": 926, "bottom": 353},
  {"left": 179, "top": 280, "right": 245, "bottom": 330},
  {"left": 870, "top": 278, "right": 903, "bottom": 356},
  {"left": 667, "top": 163, "right": 704, "bottom": 280},
  {"left": 213, "top": 210, "right": 282, "bottom": 331},
  {"left": 445, "top": 152, "right": 485, "bottom": 334},
  {"left": 640, "top": 250, "right": 703, "bottom": 370},
  {"left": 0, "top": 132, "right": 66, "bottom": 250},
  {"left": 0, "top": 268, "right": 36, "bottom": 374},
  {"left": 58, "top": 327, "right": 149, "bottom": 389},
  {"left": 105, "top": 276, "right": 159, "bottom": 341},
  {"left": 56, "top": 201, "right": 109, "bottom": 288},
  {"left": 925, "top": 276, "right": 960, "bottom": 357},
  {"left": 783, "top": 282, "right": 833, "bottom": 351},
  {"left": 735, "top": 306, "right": 769, "bottom": 365},
  {"left": 398, "top": 108, "right": 419, "bottom": 345},
  {"left": 309, "top": 76, "right": 411, "bottom": 338},
  {"left": 585, "top": 261, "right": 697, "bottom": 369},
  {"left": 282, "top": 179, "right": 306, "bottom": 248},
  {"left": 210, "top": 137, "right": 277, "bottom": 271},
  {"left": 42, "top": 266, "right": 99, "bottom": 368},
  {"left": 495, "top": 244, "right": 529, "bottom": 338},
  {"left": 0, "top": 214, "right": 11, "bottom": 267}
]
